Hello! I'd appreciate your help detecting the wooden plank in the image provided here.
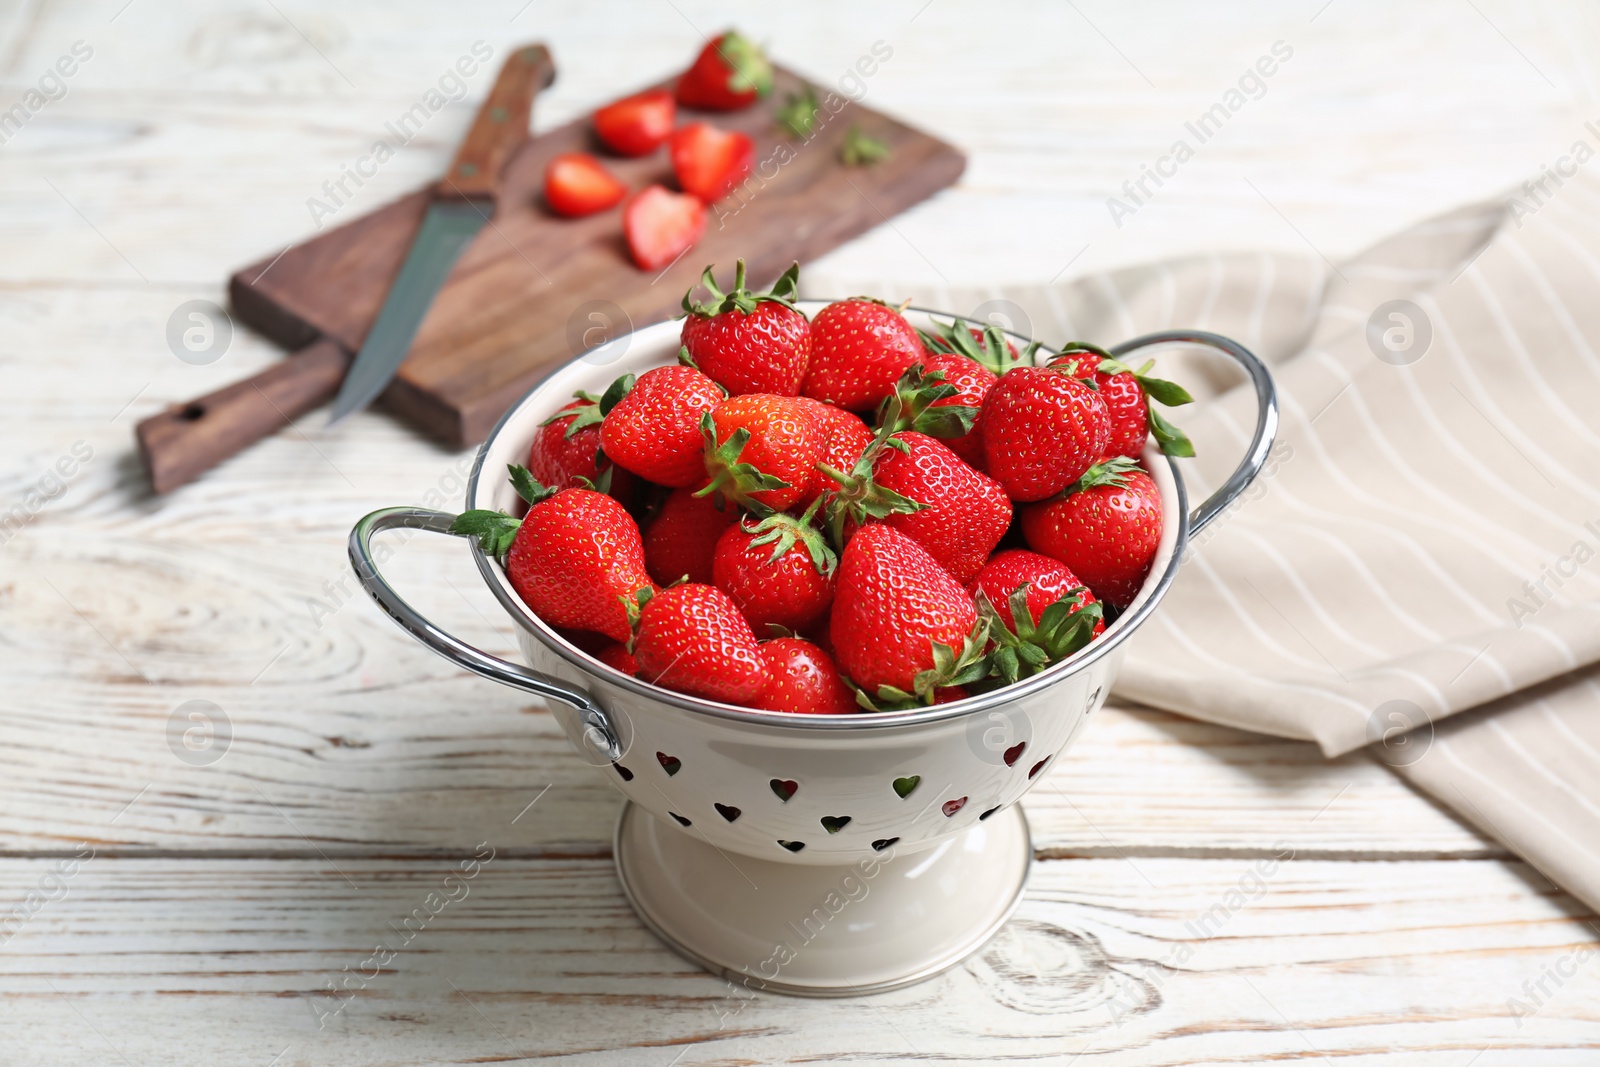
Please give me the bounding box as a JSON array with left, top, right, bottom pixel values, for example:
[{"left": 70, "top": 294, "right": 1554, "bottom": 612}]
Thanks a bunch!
[{"left": 0, "top": 856, "right": 1593, "bottom": 1064}]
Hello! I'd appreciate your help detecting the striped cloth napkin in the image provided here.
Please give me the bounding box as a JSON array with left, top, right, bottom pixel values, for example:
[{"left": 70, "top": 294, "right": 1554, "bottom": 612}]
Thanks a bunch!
[{"left": 803, "top": 179, "right": 1600, "bottom": 913}]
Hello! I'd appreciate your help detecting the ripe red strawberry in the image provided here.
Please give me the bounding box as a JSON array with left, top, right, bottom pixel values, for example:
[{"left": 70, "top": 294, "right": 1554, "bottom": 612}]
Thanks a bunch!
[
  {"left": 680, "top": 261, "right": 810, "bottom": 395},
  {"left": 830, "top": 524, "right": 987, "bottom": 703},
  {"left": 880, "top": 355, "right": 996, "bottom": 468},
  {"left": 594, "top": 642, "right": 639, "bottom": 676},
  {"left": 633, "top": 584, "right": 768, "bottom": 703},
  {"left": 802, "top": 299, "right": 924, "bottom": 411},
  {"left": 798, "top": 399, "right": 874, "bottom": 492},
  {"left": 712, "top": 508, "right": 836, "bottom": 632},
  {"left": 450, "top": 473, "right": 653, "bottom": 644},
  {"left": 1021, "top": 457, "right": 1163, "bottom": 608},
  {"left": 601, "top": 365, "right": 724, "bottom": 487},
  {"left": 969, "top": 549, "right": 1104, "bottom": 636},
  {"left": 979, "top": 365, "right": 1111, "bottom": 502},
  {"left": 643, "top": 487, "right": 736, "bottom": 586},
  {"left": 1049, "top": 344, "right": 1196, "bottom": 459},
  {"left": 594, "top": 88, "right": 675, "bottom": 157},
  {"left": 543, "top": 153, "right": 627, "bottom": 217},
  {"left": 919, "top": 316, "right": 1029, "bottom": 377},
  {"left": 700, "top": 393, "right": 824, "bottom": 512},
  {"left": 529, "top": 393, "right": 635, "bottom": 498},
  {"left": 670, "top": 122, "right": 754, "bottom": 202},
  {"left": 676, "top": 31, "right": 773, "bottom": 111},
  {"left": 753, "top": 637, "right": 856, "bottom": 714},
  {"left": 623, "top": 185, "right": 706, "bottom": 271}
]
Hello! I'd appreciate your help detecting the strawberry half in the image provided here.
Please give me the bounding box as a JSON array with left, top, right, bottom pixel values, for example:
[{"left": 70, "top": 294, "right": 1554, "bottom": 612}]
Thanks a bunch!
[
  {"left": 594, "top": 88, "right": 676, "bottom": 157},
  {"left": 670, "top": 122, "right": 754, "bottom": 202},
  {"left": 623, "top": 184, "right": 707, "bottom": 271},
  {"left": 1021, "top": 456, "right": 1163, "bottom": 609},
  {"left": 643, "top": 486, "right": 737, "bottom": 586},
  {"left": 450, "top": 468, "right": 654, "bottom": 643},
  {"left": 675, "top": 31, "right": 773, "bottom": 111},
  {"left": 698, "top": 393, "right": 824, "bottom": 512},
  {"left": 632, "top": 584, "right": 768, "bottom": 703},
  {"left": 543, "top": 153, "right": 627, "bottom": 218},
  {"left": 979, "top": 365, "right": 1111, "bottom": 502},
  {"left": 754, "top": 637, "right": 856, "bottom": 714},
  {"left": 802, "top": 298, "right": 924, "bottom": 411},
  {"left": 712, "top": 506, "right": 837, "bottom": 632},
  {"left": 830, "top": 524, "right": 987, "bottom": 706},
  {"left": 600, "top": 365, "right": 725, "bottom": 486},
  {"left": 681, "top": 261, "right": 811, "bottom": 395}
]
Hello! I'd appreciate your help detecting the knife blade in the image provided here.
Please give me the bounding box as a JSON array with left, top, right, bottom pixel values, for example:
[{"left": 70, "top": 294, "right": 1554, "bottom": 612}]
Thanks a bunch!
[{"left": 327, "top": 44, "right": 555, "bottom": 426}]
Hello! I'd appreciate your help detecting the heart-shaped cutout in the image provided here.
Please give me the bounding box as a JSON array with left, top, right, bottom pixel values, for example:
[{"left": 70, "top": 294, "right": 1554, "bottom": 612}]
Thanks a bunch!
[
  {"left": 1028, "top": 756, "right": 1051, "bottom": 779},
  {"left": 870, "top": 837, "right": 899, "bottom": 852},
  {"left": 820, "top": 815, "right": 852, "bottom": 834},
  {"left": 714, "top": 803, "right": 741, "bottom": 822},
  {"left": 979, "top": 805, "right": 1001, "bottom": 821},
  {"left": 614, "top": 764, "right": 634, "bottom": 782},
  {"left": 778, "top": 840, "right": 806, "bottom": 852},
  {"left": 669, "top": 812, "right": 692, "bottom": 827},
  {"left": 892, "top": 775, "right": 920, "bottom": 798},
  {"left": 656, "top": 752, "right": 682, "bottom": 776},
  {"left": 770, "top": 779, "right": 798, "bottom": 802},
  {"left": 942, "top": 796, "right": 968, "bottom": 817},
  {"left": 1003, "top": 741, "right": 1026, "bottom": 767}
]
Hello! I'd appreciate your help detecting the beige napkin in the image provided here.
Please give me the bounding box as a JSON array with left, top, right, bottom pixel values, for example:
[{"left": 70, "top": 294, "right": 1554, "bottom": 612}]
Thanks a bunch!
[{"left": 802, "top": 179, "right": 1600, "bottom": 913}]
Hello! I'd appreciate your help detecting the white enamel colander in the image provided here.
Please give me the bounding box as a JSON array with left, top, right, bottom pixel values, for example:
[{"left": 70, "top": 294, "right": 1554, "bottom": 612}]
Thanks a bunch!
[{"left": 350, "top": 302, "right": 1276, "bottom": 995}]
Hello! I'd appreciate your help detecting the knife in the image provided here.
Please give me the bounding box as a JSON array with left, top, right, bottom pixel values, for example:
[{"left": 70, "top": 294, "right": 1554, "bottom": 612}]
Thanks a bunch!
[{"left": 328, "top": 44, "right": 556, "bottom": 424}]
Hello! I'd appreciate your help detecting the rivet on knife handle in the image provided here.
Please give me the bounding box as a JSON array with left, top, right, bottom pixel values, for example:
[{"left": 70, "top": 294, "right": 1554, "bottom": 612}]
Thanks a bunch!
[{"left": 437, "top": 43, "right": 556, "bottom": 201}]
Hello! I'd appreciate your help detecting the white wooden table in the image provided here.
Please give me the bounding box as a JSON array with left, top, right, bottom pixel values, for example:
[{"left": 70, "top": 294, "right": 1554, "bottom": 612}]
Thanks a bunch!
[{"left": 3, "top": 0, "right": 1598, "bottom": 1062}]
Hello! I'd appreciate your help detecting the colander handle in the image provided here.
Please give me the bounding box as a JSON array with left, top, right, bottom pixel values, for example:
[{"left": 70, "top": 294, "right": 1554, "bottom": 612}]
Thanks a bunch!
[
  {"left": 348, "top": 506, "right": 622, "bottom": 762},
  {"left": 1108, "top": 329, "right": 1279, "bottom": 537}
]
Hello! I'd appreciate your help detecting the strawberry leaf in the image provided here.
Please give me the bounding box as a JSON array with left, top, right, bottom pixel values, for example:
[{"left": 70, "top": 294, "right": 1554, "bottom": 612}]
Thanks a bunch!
[
  {"left": 776, "top": 83, "right": 820, "bottom": 138},
  {"left": 682, "top": 259, "right": 801, "bottom": 317},
  {"left": 449, "top": 510, "right": 521, "bottom": 558},
  {"left": 507, "top": 464, "right": 556, "bottom": 506},
  {"left": 1148, "top": 406, "right": 1195, "bottom": 457},
  {"left": 599, "top": 373, "right": 635, "bottom": 415},
  {"left": 839, "top": 124, "right": 891, "bottom": 166},
  {"left": 696, "top": 413, "right": 792, "bottom": 513},
  {"left": 878, "top": 364, "right": 977, "bottom": 440},
  {"left": 743, "top": 499, "right": 838, "bottom": 577},
  {"left": 1062, "top": 456, "right": 1141, "bottom": 496},
  {"left": 716, "top": 31, "right": 773, "bottom": 98}
]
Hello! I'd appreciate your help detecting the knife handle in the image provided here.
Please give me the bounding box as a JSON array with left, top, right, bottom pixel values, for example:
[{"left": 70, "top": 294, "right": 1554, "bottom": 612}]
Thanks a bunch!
[
  {"left": 136, "top": 338, "right": 352, "bottom": 494},
  {"left": 437, "top": 44, "right": 556, "bottom": 201}
]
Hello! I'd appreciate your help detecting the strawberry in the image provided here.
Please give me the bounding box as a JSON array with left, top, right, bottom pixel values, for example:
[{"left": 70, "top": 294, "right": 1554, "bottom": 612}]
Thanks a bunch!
[
  {"left": 543, "top": 153, "right": 627, "bottom": 217},
  {"left": 712, "top": 506, "right": 836, "bottom": 632},
  {"left": 879, "top": 356, "right": 994, "bottom": 468},
  {"left": 919, "top": 316, "right": 1033, "bottom": 377},
  {"left": 825, "top": 419, "right": 1011, "bottom": 585},
  {"left": 1020, "top": 456, "right": 1163, "bottom": 609},
  {"left": 680, "top": 261, "right": 810, "bottom": 395},
  {"left": 1049, "top": 343, "right": 1195, "bottom": 459},
  {"left": 979, "top": 365, "right": 1111, "bottom": 502},
  {"left": 969, "top": 549, "right": 1104, "bottom": 683},
  {"left": 450, "top": 468, "right": 653, "bottom": 643},
  {"left": 623, "top": 185, "right": 706, "bottom": 271},
  {"left": 670, "top": 122, "right": 754, "bottom": 202},
  {"left": 830, "top": 524, "right": 987, "bottom": 705},
  {"left": 594, "top": 642, "right": 639, "bottom": 676},
  {"left": 675, "top": 31, "right": 773, "bottom": 111},
  {"left": 594, "top": 88, "right": 676, "bottom": 157},
  {"left": 633, "top": 584, "right": 768, "bottom": 703},
  {"left": 643, "top": 487, "right": 736, "bottom": 586},
  {"left": 699, "top": 393, "right": 824, "bottom": 512},
  {"left": 802, "top": 298, "right": 924, "bottom": 411},
  {"left": 799, "top": 399, "right": 874, "bottom": 491},
  {"left": 601, "top": 365, "right": 724, "bottom": 486},
  {"left": 753, "top": 637, "right": 856, "bottom": 714},
  {"left": 529, "top": 392, "right": 635, "bottom": 498}
]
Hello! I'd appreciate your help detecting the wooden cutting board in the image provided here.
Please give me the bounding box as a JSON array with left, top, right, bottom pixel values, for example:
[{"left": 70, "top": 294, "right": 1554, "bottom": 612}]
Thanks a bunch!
[{"left": 228, "top": 65, "right": 965, "bottom": 449}]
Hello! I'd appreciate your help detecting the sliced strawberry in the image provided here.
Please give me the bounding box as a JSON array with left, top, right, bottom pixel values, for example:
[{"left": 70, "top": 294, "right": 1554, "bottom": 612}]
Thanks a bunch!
[
  {"left": 676, "top": 31, "right": 773, "bottom": 112},
  {"left": 543, "top": 153, "right": 627, "bottom": 218},
  {"left": 670, "top": 122, "right": 754, "bottom": 203},
  {"left": 594, "top": 88, "right": 676, "bottom": 157},
  {"left": 623, "top": 185, "right": 707, "bottom": 271}
]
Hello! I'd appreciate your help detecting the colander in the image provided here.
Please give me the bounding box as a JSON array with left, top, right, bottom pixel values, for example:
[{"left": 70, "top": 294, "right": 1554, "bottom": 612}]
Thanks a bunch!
[{"left": 349, "top": 302, "right": 1277, "bottom": 996}]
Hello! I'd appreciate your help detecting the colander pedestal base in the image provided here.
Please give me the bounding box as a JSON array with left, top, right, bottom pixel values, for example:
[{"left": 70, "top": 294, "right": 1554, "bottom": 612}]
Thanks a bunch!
[{"left": 613, "top": 800, "right": 1032, "bottom": 997}]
